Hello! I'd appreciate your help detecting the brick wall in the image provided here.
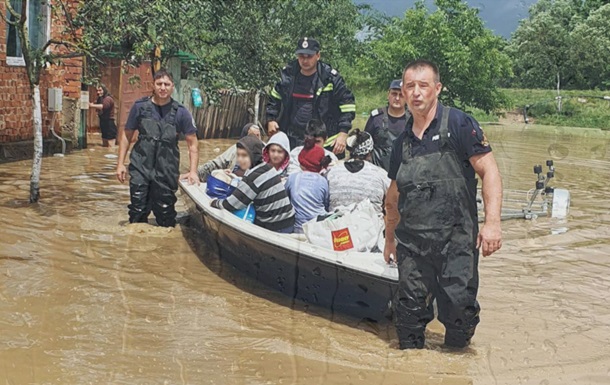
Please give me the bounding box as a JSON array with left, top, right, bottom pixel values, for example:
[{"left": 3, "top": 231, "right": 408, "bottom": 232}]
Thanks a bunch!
[
  {"left": 0, "top": 0, "right": 82, "bottom": 144},
  {"left": 87, "top": 58, "right": 122, "bottom": 132}
]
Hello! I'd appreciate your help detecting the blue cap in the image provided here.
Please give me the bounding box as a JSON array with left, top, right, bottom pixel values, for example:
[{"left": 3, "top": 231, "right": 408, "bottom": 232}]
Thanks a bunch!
[{"left": 389, "top": 79, "right": 402, "bottom": 90}]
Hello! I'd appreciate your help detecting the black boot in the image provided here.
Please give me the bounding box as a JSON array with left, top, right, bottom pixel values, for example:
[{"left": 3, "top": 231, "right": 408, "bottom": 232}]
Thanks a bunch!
[
  {"left": 444, "top": 328, "right": 473, "bottom": 349},
  {"left": 396, "top": 327, "right": 425, "bottom": 349}
]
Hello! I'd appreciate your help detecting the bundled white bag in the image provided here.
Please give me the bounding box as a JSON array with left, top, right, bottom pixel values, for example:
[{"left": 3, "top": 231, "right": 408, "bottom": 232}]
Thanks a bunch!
[{"left": 302, "top": 199, "right": 385, "bottom": 252}]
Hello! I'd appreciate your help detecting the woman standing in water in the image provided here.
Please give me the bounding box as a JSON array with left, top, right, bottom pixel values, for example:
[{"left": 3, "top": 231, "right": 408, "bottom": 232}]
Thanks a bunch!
[{"left": 89, "top": 85, "right": 117, "bottom": 147}]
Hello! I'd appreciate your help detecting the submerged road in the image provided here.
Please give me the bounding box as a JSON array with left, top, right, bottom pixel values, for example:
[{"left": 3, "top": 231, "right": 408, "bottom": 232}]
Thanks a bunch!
[{"left": 1, "top": 124, "right": 609, "bottom": 384}]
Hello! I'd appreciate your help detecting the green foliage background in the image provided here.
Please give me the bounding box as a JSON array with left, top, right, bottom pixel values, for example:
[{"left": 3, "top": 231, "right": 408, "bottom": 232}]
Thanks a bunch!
[{"left": 73, "top": 0, "right": 610, "bottom": 125}]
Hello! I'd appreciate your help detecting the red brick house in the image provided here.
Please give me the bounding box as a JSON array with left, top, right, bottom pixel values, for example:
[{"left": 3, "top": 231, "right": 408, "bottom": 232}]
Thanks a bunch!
[
  {"left": 0, "top": 0, "right": 83, "bottom": 161},
  {"left": 86, "top": 58, "right": 154, "bottom": 135}
]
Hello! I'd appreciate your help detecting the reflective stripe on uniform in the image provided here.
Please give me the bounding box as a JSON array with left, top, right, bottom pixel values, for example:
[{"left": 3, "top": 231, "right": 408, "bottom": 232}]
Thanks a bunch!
[
  {"left": 316, "top": 83, "right": 334, "bottom": 96},
  {"left": 339, "top": 104, "right": 356, "bottom": 113},
  {"left": 325, "top": 134, "right": 339, "bottom": 147},
  {"left": 270, "top": 88, "right": 282, "bottom": 99}
]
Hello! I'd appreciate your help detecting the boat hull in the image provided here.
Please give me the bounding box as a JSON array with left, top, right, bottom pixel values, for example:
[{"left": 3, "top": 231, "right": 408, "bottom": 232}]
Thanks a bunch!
[{"left": 182, "top": 189, "right": 398, "bottom": 322}]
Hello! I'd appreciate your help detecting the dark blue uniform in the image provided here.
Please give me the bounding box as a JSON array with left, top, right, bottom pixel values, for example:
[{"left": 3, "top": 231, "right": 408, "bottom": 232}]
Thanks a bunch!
[
  {"left": 125, "top": 97, "right": 197, "bottom": 227},
  {"left": 388, "top": 103, "right": 491, "bottom": 349},
  {"left": 365, "top": 107, "right": 409, "bottom": 172},
  {"left": 388, "top": 104, "right": 491, "bottom": 180}
]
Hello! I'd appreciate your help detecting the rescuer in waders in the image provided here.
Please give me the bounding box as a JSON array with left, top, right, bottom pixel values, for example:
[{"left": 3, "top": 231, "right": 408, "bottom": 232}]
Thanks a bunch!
[
  {"left": 384, "top": 59, "right": 503, "bottom": 350},
  {"left": 364, "top": 79, "right": 409, "bottom": 173},
  {"left": 115, "top": 68, "right": 199, "bottom": 227}
]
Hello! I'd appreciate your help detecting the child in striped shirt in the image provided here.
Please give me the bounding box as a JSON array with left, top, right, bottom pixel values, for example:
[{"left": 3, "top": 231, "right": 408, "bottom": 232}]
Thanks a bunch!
[{"left": 210, "top": 133, "right": 295, "bottom": 233}]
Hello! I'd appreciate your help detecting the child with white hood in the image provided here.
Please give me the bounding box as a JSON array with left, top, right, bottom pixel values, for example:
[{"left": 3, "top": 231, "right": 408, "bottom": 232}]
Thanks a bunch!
[{"left": 211, "top": 131, "right": 295, "bottom": 233}]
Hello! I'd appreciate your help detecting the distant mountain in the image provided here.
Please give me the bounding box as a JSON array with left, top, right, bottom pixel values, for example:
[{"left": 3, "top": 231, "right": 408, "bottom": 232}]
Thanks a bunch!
[{"left": 355, "top": 0, "right": 538, "bottom": 38}]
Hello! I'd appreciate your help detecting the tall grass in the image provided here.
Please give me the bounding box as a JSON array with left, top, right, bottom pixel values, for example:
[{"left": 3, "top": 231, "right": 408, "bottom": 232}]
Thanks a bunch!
[
  {"left": 352, "top": 88, "right": 500, "bottom": 127},
  {"left": 351, "top": 87, "right": 610, "bottom": 130},
  {"left": 502, "top": 88, "right": 610, "bottom": 129}
]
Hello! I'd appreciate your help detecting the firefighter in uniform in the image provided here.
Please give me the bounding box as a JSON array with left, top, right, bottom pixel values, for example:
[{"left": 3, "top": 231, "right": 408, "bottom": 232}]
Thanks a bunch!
[
  {"left": 365, "top": 79, "right": 410, "bottom": 172},
  {"left": 116, "top": 69, "right": 199, "bottom": 227},
  {"left": 384, "top": 60, "right": 503, "bottom": 349},
  {"left": 266, "top": 37, "right": 356, "bottom": 156}
]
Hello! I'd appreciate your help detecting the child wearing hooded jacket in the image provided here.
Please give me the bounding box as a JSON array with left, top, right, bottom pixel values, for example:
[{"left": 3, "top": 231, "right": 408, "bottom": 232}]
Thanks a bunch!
[
  {"left": 197, "top": 123, "right": 262, "bottom": 181},
  {"left": 263, "top": 131, "right": 292, "bottom": 178},
  {"left": 211, "top": 133, "right": 295, "bottom": 233}
]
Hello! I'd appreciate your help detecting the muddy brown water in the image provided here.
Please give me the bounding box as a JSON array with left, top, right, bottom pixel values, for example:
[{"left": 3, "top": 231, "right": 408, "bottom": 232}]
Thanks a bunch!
[{"left": 1, "top": 125, "right": 609, "bottom": 385}]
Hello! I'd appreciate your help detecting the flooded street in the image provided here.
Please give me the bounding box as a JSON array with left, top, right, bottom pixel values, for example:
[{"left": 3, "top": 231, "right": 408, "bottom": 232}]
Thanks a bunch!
[{"left": 1, "top": 124, "right": 609, "bottom": 385}]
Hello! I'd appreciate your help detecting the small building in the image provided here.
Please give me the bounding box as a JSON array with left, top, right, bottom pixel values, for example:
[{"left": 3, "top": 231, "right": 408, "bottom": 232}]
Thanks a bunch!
[
  {"left": 0, "top": 0, "right": 84, "bottom": 161},
  {"left": 89, "top": 55, "right": 266, "bottom": 140}
]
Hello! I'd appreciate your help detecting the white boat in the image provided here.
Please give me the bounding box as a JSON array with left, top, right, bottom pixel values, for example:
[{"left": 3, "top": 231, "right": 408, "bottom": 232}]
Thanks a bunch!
[
  {"left": 180, "top": 181, "right": 398, "bottom": 321},
  {"left": 179, "top": 159, "right": 569, "bottom": 321}
]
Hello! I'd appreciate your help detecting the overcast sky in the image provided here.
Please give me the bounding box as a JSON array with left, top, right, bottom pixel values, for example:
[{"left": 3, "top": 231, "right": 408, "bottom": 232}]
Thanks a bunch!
[{"left": 355, "top": 0, "right": 538, "bottom": 38}]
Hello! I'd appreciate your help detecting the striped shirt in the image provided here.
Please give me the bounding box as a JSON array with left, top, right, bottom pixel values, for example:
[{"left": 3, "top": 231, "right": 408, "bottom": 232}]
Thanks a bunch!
[{"left": 221, "top": 163, "right": 295, "bottom": 232}]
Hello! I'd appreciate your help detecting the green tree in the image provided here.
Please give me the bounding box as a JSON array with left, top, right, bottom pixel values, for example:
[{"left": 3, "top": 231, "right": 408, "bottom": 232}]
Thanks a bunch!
[
  {"left": 76, "top": 0, "right": 365, "bottom": 92},
  {"left": 506, "top": 0, "right": 579, "bottom": 89},
  {"left": 569, "top": 4, "right": 610, "bottom": 89},
  {"left": 506, "top": 0, "right": 610, "bottom": 90},
  {"left": 74, "top": 0, "right": 220, "bottom": 84},
  {"left": 571, "top": 0, "right": 610, "bottom": 18},
  {"left": 194, "top": 0, "right": 365, "bottom": 89},
  {"left": 358, "top": 0, "right": 512, "bottom": 113}
]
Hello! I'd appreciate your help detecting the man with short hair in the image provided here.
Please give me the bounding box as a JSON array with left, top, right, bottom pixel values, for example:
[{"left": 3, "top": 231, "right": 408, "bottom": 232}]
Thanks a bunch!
[
  {"left": 384, "top": 59, "right": 503, "bottom": 350},
  {"left": 365, "top": 79, "right": 409, "bottom": 172},
  {"left": 266, "top": 37, "right": 356, "bottom": 155},
  {"left": 287, "top": 119, "right": 338, "bottom": 175},
  {"left": 116, "top": 68, "right": 199, "bottom": 227}
]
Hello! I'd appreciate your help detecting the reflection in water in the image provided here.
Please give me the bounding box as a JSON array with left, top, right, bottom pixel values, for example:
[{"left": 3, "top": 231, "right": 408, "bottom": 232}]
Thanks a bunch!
[{"left": 1, "top": 125, "right": 609, "bottom": 384}]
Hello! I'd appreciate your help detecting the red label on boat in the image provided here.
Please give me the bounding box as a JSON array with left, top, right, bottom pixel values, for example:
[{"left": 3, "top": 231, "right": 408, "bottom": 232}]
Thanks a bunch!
[{"left": 331, "top": 228, "right": 354, "bottom": 251}]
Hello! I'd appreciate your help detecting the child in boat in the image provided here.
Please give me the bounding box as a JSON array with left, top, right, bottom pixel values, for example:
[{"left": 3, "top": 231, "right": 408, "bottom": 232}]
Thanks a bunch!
[
  {"left": 262, "top": 131, "right": 292, "bottom": 178},
  {"left": 197, "top": 123, "right": 261, "bottom": 181},
  {"left": 326, "top": 129, "right": 390, "bottom": 214},
  {"left": 285, "top": 137, "right": 332, "bottom": 233},
  {"left": 288, "top": 120, "right": 338, "bottom": 175},
  {"left": 228, "top": 129, "right": 263, "bottom": 178},
  {"left": 210, "top": 134, "right": 295, "bottom": 233}
]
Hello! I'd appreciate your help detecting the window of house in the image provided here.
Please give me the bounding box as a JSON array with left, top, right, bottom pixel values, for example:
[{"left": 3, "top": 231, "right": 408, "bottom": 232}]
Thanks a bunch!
[{"left": 6, "top": 0, "right": 50, "bottom": 66}]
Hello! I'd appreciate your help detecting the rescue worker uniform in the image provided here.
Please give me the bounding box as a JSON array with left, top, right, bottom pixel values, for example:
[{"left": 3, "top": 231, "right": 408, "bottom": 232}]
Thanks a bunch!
[
  {"left": 387, "top": 103, "right": 492, "bottom": 349},
  {"left": 266, "top": 38, "right": 356, "bottom": 149},
  {"left": 365, "top": 107, "right": 409, "bottom": 172},
  {"left": 365, "top": 79, "right": 409, "bottom": 172},
  {"left": 125, "top": 96, "right": 197, "bottom": 227}
]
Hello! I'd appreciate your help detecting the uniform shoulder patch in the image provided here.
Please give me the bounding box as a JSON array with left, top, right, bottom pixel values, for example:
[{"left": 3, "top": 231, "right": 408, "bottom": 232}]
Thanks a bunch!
[
  {"left": 370, "top": 108, "right": 382, "bottom": 117},
  {"left": 479, "top": 126, "right": 490, "bottom": 147},
  {"left": 135, "top": 96, "right": 151, "bottom": 104},
  {"left": 330, "top": 69, "right": 338, "bottom": 76},
  {"left": 471, "top": 124, "right": 490, "bottom": 147}
]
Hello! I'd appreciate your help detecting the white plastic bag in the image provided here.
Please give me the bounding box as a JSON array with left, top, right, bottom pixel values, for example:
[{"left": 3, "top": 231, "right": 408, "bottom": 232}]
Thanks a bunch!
[{"left": 302, "top": 199, "right": 385, "bottom": 252}]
